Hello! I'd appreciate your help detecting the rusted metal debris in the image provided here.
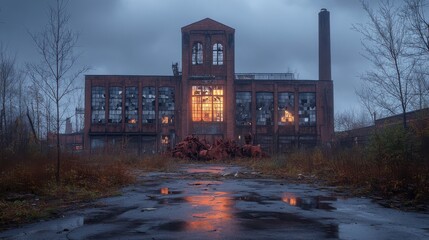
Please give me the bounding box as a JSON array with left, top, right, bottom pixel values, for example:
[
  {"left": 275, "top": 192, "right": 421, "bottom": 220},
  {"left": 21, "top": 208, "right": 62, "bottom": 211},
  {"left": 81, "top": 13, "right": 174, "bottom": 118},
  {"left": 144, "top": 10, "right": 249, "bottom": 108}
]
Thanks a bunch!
[{"left": 172, "top": 135, "right": 264, "bottom": 160}]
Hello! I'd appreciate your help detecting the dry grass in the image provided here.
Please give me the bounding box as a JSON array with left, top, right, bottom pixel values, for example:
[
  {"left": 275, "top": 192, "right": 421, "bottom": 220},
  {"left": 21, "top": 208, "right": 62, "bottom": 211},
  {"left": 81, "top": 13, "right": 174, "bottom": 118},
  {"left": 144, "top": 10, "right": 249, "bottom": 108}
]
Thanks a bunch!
[
  {"left": 243, "top": 146, "right": 429, "bottom": 208},
  {"left": 0, "top": 152, "right": 136, "bottom": 229},
  {"left": 123, "top": 153, "right": 177, "bottom": 172}
]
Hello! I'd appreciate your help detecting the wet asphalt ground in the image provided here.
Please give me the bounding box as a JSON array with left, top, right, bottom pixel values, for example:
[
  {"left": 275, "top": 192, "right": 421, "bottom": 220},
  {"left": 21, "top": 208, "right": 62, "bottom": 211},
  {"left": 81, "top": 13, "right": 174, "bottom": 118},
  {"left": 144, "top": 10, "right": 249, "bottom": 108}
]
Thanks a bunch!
[{"left": 1, "top": 164, "right": 429, "bottom": 240}]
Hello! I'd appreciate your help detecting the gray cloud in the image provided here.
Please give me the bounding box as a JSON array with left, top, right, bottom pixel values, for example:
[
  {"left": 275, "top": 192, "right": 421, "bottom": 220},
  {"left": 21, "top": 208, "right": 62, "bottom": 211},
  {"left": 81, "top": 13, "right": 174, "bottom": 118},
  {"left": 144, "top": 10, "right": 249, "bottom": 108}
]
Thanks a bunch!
[{"left": 0, "top": 0, "right": 372, "bottom": 114}]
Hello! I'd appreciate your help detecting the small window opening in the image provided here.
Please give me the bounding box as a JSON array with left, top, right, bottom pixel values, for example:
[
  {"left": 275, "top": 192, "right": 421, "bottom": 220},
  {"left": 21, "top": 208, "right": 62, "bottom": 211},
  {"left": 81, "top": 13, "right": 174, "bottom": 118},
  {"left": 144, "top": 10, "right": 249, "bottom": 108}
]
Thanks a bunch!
[
  {"left": 212, "top": 43, "right": 223, "bottom": 65},
  {"left": 192, "top": 42, "right": 203, "bottom": 65}
]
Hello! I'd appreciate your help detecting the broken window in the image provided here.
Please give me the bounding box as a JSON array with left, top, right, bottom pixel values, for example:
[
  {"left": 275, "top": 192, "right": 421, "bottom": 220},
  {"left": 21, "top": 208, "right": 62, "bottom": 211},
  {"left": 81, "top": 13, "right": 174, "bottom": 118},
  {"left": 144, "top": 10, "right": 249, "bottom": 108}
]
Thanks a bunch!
[
  {"left": 192, "top": 85, "right": 223, "bottom": 122},
  {"left": 159, "top": 87, "right": 175, "bottom": 125},
  {"left": 125, "top": 87, "right": 138, "bottom": 126},
  {"left": 278, "top": 92, "right": 294, "bottom": 125},
  {"left": 91, "top": 86, "right": 105, "bottom": 124},
  {"left": 299, "top": 93, "right": 316, "bottom": 126},
  {"left": 142, "top": 87, "right": 156, "bottom": 124},
  {"left": 212, "top": 43, "right": 223, "bottom": 65},
  {"left": 235, "top": 92, "right": 252, "bottom": 125},
  {"left": 108, "top": 87, "right": 122, "bottom": 124},
  {"left": 192, "top": 42, "right": 203, "bottom": 65},
  {"left": 256, "top": 92, "right": 274, "bottom": 126}
]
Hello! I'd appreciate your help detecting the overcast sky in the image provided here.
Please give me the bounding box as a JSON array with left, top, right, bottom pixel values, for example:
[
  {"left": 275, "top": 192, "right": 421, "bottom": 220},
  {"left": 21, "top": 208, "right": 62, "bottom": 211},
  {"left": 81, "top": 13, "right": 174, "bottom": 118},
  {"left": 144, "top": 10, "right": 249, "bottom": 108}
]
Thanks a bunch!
[{"left": 0, "top": 0, "right": 373, "bottom": 115}]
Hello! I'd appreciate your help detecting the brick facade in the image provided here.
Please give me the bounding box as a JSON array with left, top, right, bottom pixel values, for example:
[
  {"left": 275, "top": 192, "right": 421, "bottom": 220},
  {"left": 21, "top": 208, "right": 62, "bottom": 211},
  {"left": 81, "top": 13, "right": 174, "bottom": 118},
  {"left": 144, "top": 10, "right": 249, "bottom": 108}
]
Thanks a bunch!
[{"left": 84, "top": 12, "right": 334, "bottom": 154}]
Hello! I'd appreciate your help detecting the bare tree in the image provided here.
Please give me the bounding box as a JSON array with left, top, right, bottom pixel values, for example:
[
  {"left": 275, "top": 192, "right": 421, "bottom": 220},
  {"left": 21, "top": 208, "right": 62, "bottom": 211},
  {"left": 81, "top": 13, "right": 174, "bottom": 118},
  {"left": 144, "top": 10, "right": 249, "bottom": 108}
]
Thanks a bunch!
[
  {"left": 354, "top": 0, "right": 416, "bottom": 129},
  {"left": 27, "top": 0, "right": 88, "bottom": 183},
  {"left": 335, "top": 108, "right": 372, "bottom": 132},
  {"left": 0, "top": 43, "right": 16, "bottom": 147},
  {"left": 404, "top": 0, "right": 429, "bottom": 108},
  {"left": 405, "top": 0, "right": 429, "bottom": 56}
]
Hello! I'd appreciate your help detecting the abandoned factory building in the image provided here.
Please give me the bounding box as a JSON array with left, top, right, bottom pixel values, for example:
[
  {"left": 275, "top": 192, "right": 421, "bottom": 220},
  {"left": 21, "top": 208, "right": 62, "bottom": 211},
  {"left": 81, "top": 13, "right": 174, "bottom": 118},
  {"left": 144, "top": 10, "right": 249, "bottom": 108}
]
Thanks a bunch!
[{"left": 84, "top": 9, "right": 334, "bottom": 154}]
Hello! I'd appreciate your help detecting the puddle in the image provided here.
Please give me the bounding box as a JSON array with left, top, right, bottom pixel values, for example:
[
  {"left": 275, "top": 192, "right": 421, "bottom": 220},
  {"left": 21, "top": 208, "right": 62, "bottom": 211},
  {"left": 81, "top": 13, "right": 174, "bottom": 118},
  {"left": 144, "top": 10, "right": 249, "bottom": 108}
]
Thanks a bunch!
[
  {"left": 234, "top": 192, "right": 278, "bottom": 205},
  {"left": 2, "top": 164, "right": 428, "bottom": 239},
  {"left": 236, "top": 210, "right": 339, "bottom": 238},
  {"left": 155, "top": 220, "right": 188, "bottom": 231},
  {"left": 158, "top": 197, "right": 186, "bottom": 205},
  {"left": 184, "top": 192, "right": 234, "bottom": 232},
  {"left": 282, "top": 193, "right": 337, "bottom": 211},
  {"left": 84, "top": 206, "right": 138, "bottom": 224},
  {"left": 187, "top": 180, "right": 223, "bottom": 186},
  {"left": 186, "top": 166, "right": 226, "bottom": 174}
]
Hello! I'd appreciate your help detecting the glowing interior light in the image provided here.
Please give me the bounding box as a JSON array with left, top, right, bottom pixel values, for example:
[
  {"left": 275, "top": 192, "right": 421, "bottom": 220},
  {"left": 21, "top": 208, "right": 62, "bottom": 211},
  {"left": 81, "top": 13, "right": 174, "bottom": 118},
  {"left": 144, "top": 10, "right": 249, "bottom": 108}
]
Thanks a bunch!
[
  {"left": 162, "top": 116, "right": 169, "bottom": 124},
  {"left": 192, "top": 86, "right": 223, "bottom": 122},
  {"left": 281, "top": 110, "right": 294, "bottom": 123}
]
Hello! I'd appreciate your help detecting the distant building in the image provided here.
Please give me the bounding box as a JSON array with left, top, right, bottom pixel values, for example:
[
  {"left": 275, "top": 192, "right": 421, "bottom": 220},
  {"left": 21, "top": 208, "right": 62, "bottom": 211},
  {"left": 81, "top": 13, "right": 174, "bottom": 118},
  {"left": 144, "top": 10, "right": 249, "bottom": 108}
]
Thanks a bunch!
[
  {"left": 336, "top": 108, "right": 429, "bottom": 147},
  {"left": 84, "top": 9, "right": 334, "bottom": 154}
]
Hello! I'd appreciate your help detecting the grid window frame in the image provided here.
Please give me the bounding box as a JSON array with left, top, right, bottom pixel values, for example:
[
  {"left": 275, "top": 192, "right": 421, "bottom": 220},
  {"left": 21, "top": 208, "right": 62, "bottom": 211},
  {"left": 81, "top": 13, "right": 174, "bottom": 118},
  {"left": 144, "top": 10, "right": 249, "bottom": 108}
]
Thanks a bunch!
[
  {"left": 278, "top": 92, "right": 295, "bottom": 126},
  {"left": 91, "top": 86, "right": 106, "bottom": 124},
  {"left": 192, "top": 42, "right": 203, "bottom": 65},
  {"left": 212, "top": 43, "right": 224, "bottom": 65},
  {"left": 235, "top": 91, "right": 252, "bottom": 125},
  {"left": 158, "top": 87, "right": 175, "bottom": 125},
  {"left": 256, "top": 92, "right": 274, "bottom": 126},
  {"left": 299, "top": 92, "right": 317, "bottom": 126},
  {"left": 108, "top": 86, "right": 122, "bottom": 124},
  {"left": 125, "top": 87, "right": 138, "bottom": 126},
  {"left": 192, "top": 85, "right": 224, "bottom": 122},
  {"left": 142, "top": 86, "right": 156, "bottom": 124}
]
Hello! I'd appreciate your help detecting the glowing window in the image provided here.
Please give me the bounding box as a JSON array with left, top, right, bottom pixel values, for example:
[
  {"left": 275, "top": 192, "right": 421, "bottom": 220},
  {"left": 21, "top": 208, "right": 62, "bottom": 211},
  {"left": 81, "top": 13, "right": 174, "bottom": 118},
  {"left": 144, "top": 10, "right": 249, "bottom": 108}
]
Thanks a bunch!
[
  {"left": 212, "top": 43, "right": 223, "bottom": 65},
  {"left": 108, "top": 87, "right": 122, "bottom": 124},
  {"left": 125, "top": 87, "right": 138, "bottom": 126},
  {"left": 192, "top": 42, "right": 203, "bottom": 65},
  {"left": 91, "top": 86, "right": 105, "bottom": 124},
  {"left": 192, "top": 85, "right": 223, "bottom": 122},
  {"left": 278, "top": 92, "right": 294, "bottom": 125},
  {"left": 299, "top": 93, "right": 316, "bottom": 126}
]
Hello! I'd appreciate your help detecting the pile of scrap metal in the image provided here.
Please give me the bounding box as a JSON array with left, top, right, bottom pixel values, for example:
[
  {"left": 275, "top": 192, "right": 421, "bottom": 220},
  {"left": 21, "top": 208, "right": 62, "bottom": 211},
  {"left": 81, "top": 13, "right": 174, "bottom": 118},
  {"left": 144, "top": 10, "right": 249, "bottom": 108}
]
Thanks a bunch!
[{"left": 171, "top": 135, "right": 263, "bottom": 160}]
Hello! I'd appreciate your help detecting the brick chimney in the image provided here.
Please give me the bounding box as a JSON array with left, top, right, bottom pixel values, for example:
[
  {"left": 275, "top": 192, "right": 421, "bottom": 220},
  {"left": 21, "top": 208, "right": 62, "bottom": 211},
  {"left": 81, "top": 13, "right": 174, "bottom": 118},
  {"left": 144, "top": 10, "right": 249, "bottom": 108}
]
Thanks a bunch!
[{"left": 319, "top": 8, "right": 331, "bottom": 81}]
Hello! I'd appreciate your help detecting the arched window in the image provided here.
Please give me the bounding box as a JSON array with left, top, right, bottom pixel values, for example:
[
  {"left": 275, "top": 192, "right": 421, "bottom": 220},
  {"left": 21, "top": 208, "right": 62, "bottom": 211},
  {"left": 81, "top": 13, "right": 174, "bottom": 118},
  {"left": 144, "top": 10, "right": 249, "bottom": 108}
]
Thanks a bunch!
[
  {"left": 192, "top": 42, "right": 203, "bottom": 65},
  {"left": 212, "top": 43, "right": 223, "bottom": 65}
]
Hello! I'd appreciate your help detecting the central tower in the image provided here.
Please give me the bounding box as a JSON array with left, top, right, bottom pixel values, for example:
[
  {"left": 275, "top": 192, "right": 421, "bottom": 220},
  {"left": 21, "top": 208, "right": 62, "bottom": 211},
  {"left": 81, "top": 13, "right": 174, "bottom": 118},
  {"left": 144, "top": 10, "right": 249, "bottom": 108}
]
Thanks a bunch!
[{"left": 180, "top": 18, "right": 235, "bottom": 142}]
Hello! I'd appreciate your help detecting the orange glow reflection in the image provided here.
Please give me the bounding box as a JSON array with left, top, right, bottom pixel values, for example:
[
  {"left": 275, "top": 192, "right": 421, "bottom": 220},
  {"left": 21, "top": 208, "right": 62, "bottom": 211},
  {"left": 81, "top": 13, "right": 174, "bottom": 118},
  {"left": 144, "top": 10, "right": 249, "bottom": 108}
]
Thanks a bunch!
[
  {"left": 160, "top": 187, "right": 169, "bottom": 195},
  {"left": 282, "top": 193, "right": 298, "bottom": 206},
  {"left": 128, "top": 118, "right": 137, "bottom": 124},
  {"left": 184, "top": 192, "right": 232, "bottom": 231}
]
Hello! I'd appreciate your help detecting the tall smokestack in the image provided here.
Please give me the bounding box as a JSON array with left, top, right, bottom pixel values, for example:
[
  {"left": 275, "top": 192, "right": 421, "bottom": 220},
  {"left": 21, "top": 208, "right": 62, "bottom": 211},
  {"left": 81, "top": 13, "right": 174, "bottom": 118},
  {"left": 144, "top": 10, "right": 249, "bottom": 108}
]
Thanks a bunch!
[{"left": 319, "top": 8, "right": 331, "bottom": 81}]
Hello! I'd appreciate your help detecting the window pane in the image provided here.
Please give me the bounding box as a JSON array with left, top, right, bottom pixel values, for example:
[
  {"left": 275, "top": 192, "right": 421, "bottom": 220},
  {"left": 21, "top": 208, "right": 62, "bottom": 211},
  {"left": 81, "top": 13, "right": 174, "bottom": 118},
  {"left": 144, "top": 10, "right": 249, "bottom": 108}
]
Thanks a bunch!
[
  {"left": 192, "top": 85, "right": 224, "bottom": 122},
  {"left": 236, "top": 92, "right": 251, "bottom": 125},
  {"left": 278, "top": 92, "right": 294, "bottom": 125},
  {"left": 256, "top": 92, "right": 273, "bottom": 126},
  {"left": 125, "top": 87, "right": 138, "bottom": 126},
  {"left": 299, "top": 93, "right": 316, "bottom": 126},
  {"left": 108, "top": 87, "right": 122, "bottom": 124},
  {"left": 142, "top": 87, "right": 156, "bottom": 124},
  {"left": 212, "top": 43, "right": 223, "bottom": 65},
  {"left": 192, "top": 42, "right": 203, "bottom": 65},
  {"left": 159, "top": 87, "right": 175, "bottom": 125},
  {"left": 91, "top": 86, "right": 105, "bottom": 124}
]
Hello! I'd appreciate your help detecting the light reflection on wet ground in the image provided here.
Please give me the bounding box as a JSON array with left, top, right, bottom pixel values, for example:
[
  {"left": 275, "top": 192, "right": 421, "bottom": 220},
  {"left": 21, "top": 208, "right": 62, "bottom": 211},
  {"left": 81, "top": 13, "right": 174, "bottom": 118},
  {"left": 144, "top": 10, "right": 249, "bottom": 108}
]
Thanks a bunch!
[{"left": 1, "top": 164, "right": 429, "bottom": 239}]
